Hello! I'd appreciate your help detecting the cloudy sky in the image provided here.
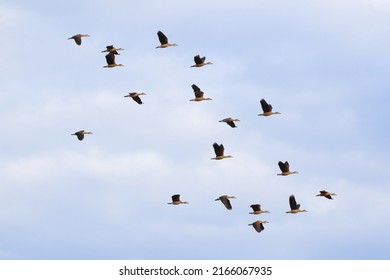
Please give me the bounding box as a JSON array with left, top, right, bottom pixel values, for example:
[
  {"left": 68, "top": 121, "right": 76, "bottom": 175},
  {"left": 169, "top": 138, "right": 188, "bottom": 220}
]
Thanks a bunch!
[{"left": 1, "top": 0, "right": 389, "bottom": 260}]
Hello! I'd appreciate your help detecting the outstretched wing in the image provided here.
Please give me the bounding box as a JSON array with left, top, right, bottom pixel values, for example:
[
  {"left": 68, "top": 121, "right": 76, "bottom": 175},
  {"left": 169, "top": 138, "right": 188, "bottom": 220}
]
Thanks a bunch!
[
  {"left": 260, "top": 99, "right": 272, "bottom": 113},
  {"left": 213, "top": 143, "right": 224, "bottom": 157},
  {"left": 289, "top": 195, "right": 299, "bottom": 210},
  {"left": 105, "top": 52, "right": 116, "bottom": 65},
  {"left": 157, "top": 31, "right": 168, "bottom": 45}
]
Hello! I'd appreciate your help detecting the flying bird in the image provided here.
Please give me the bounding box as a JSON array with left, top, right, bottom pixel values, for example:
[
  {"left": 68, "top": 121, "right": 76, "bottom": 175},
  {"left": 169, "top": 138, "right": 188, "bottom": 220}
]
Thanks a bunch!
[
  {"left": 258, "top": 99, "right": 281, "bottom": 116},
  {"left": 104, "top": 52, "right": 124, "bottom": 68},
  {"left": 248, "top": 220, "right": 269, "bottom": 233},
  {"left": 124, "top": 92, "right": 146, "bottom": 104},
  {"left": 101, "top": 45, "right": 124, "bottom": 54},
  {"left": 211, "top": 143, "right": 233, "bottom": 160},
  {"left": 215, "top": 195, "right": 236, "bottom": 210},
  {"left": 277, "top": 161, "right": 298, "bottom": 176},
  {"left": 68, "top": 34, "right": 90, "bottom": 45},
  {"left": 71, "top": 130, "right": 93, "bottom": 141},
  {"left": 167, "top": 194, "right": 189, "bottom": 205},
  {"left": 190, "top": 84, "right": 212, "bottom": 101},
  {"left": 316, "top": 190, "right": 337, "bottom": 200},
  {"left": 191, "top": 55, "right": 213, "bottom": 67},
  {"left": 219, "top": 118, "right": 240, "bottom": 128},
  {"left": 286, "top": 195, "right": 307, "bottom": 214},
  {"left": 249, "top": 204, "right": 270, "bottom": 215},
  {"left": 156, "top": 31, "right": 178, "bottom": 48}
]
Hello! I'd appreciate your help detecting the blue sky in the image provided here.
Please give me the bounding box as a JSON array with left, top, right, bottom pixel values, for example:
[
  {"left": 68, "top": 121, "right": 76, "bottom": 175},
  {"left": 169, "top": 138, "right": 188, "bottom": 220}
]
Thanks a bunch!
[{"left": 0, "top": 0, "right": 389, "bottom": 259}]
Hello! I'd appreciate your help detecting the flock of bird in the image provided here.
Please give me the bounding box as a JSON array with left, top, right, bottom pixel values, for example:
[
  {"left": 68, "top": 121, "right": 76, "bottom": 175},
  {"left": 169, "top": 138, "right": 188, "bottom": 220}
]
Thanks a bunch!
[{"left": 68, "top": 31, "right": 337, "bottom": 234}]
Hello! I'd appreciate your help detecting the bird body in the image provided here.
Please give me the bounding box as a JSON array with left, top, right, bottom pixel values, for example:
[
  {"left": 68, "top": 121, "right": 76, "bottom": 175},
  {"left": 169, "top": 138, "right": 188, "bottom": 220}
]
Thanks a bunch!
[
  {"left": 215, "top": 195, "right": 236, "bottom": 210},
  {"left": 124, "top": 92, "right": 146, "bottom": 104},
  {"left": 211, "top": 143, "right": 233, "bottom": 160},
  {"left": 168, "top": 194, "right": 189, "bottom": 205},
  {"left": 258, "top": 99, "right": 281, "bottom": 116},
  {"left": 68, "top": 34, "right": 90, "bottom": 45},
  {"left": 316, "top": 190, "right": 337, "bottom": 199},
  {"left": 219, "top": 118, "right": 240, "bottom": 128},
  {"left": 249, "top": 220, "right": 269, "bottom": 233},
  {"left": 71, "top": 130, "right": 93, "bottom": 141},
  {"left": 104, "top": 52, "right": 124, "bottom": 68},
  {"left": 277, "top": 161, "right": 298, "bottom": 176},
  {"left": 156, "top": 31, "right": 178, "bottom": 48},
  {"left": 190, "top": 84, "right": 212, "bottom": 101},
  {"left": 249, "top": 204, "right": 270, "bottom": 215},
  {"left": 191, "top": 55, "right": 213, "bottom": 67},
  {"left": 286, "top": 195, "right": 307, "bottom": 214}
]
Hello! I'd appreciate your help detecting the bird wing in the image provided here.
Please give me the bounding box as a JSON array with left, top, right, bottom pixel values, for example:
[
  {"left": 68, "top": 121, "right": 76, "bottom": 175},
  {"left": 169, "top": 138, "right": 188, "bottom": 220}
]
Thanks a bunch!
[
  {"left": 260, "top": 99, "right": 271, "bottom": 113},
  {"left": 289, "top": 195, "right": 298, "bottom": 210},
  {"left": 157, "top": 31, "right": 168, "bottom": 45},
  {"left": 192, "top": 84, "right": 201, "bottom": 92},
  {"left": 172, "top": 194, "right": 180, "bottom": 202},
  {"left": 278, "top": 161, "right": 288, "bottom": 173},
  {"left": 132, "top": 96, "right": 143, "bottom": 104},
  {"left": 253, "top": 222, "right": 264, "bottom": 232},
  {"left": 227, "top": 120, "right": 236, "bottom": 127},
  {"left": 192, "top": 84, "right": 204, "bottom": 98},
  {"left": 213, "top": 143, "right": 224, "bottom": 157},
  {"left": 73, "top": 131, "right": 84, "bottom": 141},
  {"left": 194, "top": 55, "right": 202, "bottom": 64},
  {"left": 251, "top": 204, "right": 260, "bottom": 211},
  {"left": 220, "top": 196, "right": 232, "bottom": 210},
  {"left": 105, "top": 52, "right": 116, "bottom": 65}
]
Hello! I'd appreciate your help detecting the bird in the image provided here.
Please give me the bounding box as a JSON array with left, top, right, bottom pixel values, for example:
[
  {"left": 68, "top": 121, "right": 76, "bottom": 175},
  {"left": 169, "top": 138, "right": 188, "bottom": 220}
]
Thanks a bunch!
[
  {"left": 211, "top": 143, "right": 233, "bottom": 160},
  {"left": 167, "top": 194, "right": 189, "bottom": 205},
  {"left": 191, "top": 55, "right": 213, "bottom": 67},
  {"left": 156, "top": 31, "right": 178, "bottom": 48},
  {"left": 277, "top": 161, "right": 299, "bottom": 176},
  {"left": 71, "top": 130, "right": 93, "bottom": 141},
  {"left": 248, "top": 220, "right": 269, "bottom": 233},
  {"left": 215, "top": 195, "right": 236, "bottom": 210},
  {"left": 249, "top": 204, "right": 270, "bottom": 215},
  {"left": 103, "top": 52, "right": 124, "bottom": 68},
  {"left": 258, "top": 99, "right": 281, "bottom": 116},
  {"left": 316, "top": 190, "right": 337, "bottom": 199},
  {"left": 219, "top": 118, "right": 240, "bottom": 128},
  {"left": 190, "top": 84, "right": 212, "bottom": 101},
  {"left": 286, "top": 195, "right": 307, "bottom": 214},
  {"left": 68, "top": 34, "right": 90, "bottom": 45},
  {"left": 124, "top": 92, "right": 146, "bottom": 104},
  {"left": 101, "top": 45, "right": 124, "bottom": 54}
]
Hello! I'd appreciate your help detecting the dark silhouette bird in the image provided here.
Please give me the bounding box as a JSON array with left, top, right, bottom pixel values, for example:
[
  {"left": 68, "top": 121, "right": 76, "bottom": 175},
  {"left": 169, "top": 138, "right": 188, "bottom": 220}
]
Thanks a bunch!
[
  {"left": 248, "top": 220, "right": 269, "bottom": 233},
  {"left": 68, "top": 34, "right": 90, "bottom": 45},
  {"left": 277, "top": 161, "right": 298, "bottom": 176},
  {"left": 167, "top": 194, "right": 189, "bottom": 205},
  {"left": 211, "top": 143, "right": 233, "bottom": 160},
  {"left": 104, "top": 52, "right": 124, "bottom": 68},
  {"left": 190, "top": 84, "right": 212, "bottom": 101},
  {"left": 316, "top": 190, "right": 337, "bottom": 200},
  {"left": 215, "top": 195, "right": 236, "bottom": 210},
  {"left": 286, "top": 195, "right": 307, "bottom": 214},
  {"left": 71, "top": 130, "right": 93, "bottom": 141},
  {"left": 258, "top": 99, "right": 281, "bottom": 116},
  {"left": 191, "top": 55, "right": 213, "bottom": 67},
  {"left": 124, "top": 92, "right": 146, "bottom": 104},
  {"left": 101, "top": 45, "right": 124, "bottom": 54},
  {"left": 249, "top": 204, "right": 270, "bottom": 215},
  {"left": 156, "top": 31, "right": 178, "bottom": 48},
  {"left": 219, "top": 118, "right": 240, "bottom": 128}
]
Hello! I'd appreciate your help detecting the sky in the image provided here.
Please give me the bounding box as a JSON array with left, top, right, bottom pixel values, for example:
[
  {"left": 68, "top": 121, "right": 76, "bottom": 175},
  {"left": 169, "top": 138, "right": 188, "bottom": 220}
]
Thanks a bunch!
[{"left": 0, "top": 0, "right": 390, "bottom": 260}]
